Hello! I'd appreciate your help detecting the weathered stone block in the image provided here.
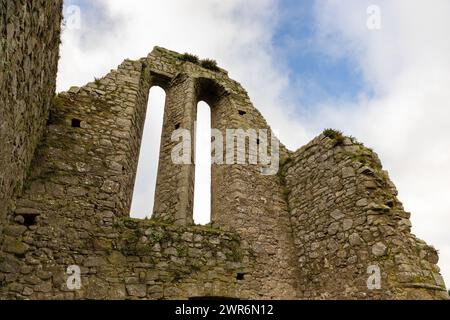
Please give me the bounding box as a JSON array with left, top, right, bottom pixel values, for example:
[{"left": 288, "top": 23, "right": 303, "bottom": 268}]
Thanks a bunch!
[
  {"left": 372, "top": 242, "right": 388, "bottom": 257},
  {"left": 126, "top": 284, "right": 147, "bottom": 297},
  {"left": 3, "top": 237, "right": 29, "bottom": 255}
]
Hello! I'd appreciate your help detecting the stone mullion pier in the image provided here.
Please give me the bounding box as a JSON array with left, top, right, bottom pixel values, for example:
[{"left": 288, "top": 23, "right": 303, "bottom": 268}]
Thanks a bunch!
[
  {"left": 153, "top": 74, "right": 197, "bottom": 225},
  {"left": 208, "top": 88, "right": 299, "bottom": 298},
  {"left": 210, "top": 93, "right": 241, "bottom": 226}
]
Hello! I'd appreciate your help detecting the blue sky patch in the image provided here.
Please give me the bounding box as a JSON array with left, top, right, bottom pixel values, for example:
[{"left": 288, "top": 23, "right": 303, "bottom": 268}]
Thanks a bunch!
[{"left": 272, "top": 0, "right": 372, "bottom": 110}]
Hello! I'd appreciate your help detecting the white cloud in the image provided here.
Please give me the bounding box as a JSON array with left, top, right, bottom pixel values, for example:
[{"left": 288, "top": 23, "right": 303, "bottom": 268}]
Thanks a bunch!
[
  {"left": 57, "top": 0, "right": 306, "bottom": 144},
  {"left": 57, "top": 0, "right": 450, "bottom": 289}
]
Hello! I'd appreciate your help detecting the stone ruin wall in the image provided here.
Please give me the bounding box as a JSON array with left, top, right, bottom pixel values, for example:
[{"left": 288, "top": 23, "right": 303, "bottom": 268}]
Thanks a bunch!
[
  {"left": 283, "top": 135, "right": 448, "bottom": 299},
  {"left": 0, "top": 48, "right": 298, "bottom": 299},
  {"left": 0, "top": 0, "right": 63, "bottom": 223},
  {"left": 0, "top": 2, "right": 448, "bottom": 300}
]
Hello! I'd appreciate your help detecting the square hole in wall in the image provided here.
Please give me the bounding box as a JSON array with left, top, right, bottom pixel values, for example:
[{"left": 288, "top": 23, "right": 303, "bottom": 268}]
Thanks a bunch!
[
  {"left": 238, "top": 110, "right": 246, "bottom": 116},
  {"left": 71, "top": 118, "right": 81, "bottom": 128},
  {"left": 236, "top": 272, "right": 245, "bottom": 281},
  {"left": 175, "top": 123, "right": 181, "bottom": 130},
  {"left": 23, "top": 214, "right": 38, "bottom": 226},
  {"left": 18, "top": 213, "right": 39, "bottom": 226}
]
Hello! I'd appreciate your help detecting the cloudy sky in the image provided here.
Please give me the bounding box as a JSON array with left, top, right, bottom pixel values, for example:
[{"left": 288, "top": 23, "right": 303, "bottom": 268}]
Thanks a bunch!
[{"left": 57, "top": 0, "right": 450, "bottom": 288}]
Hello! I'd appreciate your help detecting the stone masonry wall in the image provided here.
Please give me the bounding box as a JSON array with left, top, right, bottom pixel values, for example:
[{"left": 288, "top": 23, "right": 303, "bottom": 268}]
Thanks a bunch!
[
  {"left": 153, "top": 73, "right": 197, "bottom": 225},
  {"left": 283, "top": 133, "right": 448, "bottom": 299},
  {"left": 0, "top": 0, "right": 63, "bottom": 223},
  {"left": 0, "top": 54, "right": 248, "bottom": 299},
  {"left": 204, "top": 85, "right": 298, "bottom": 298},
  {"left": 0, "top": 215, "right": 247, "bottom": 299}
]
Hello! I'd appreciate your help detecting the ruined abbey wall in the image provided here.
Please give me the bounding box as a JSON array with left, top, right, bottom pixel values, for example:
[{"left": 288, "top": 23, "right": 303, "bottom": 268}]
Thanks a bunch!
[
  {"left": 283, "top": 135, "right": 448, "bottom": 299},
  {"left": 0, "top": 2, "right": 448, "bottom": 300},
  {"left": 0, "top": 47, "right": 299, "bottom": 299},
  {"left": 0, "top": 0, "right": 63, "bottom": 223}
]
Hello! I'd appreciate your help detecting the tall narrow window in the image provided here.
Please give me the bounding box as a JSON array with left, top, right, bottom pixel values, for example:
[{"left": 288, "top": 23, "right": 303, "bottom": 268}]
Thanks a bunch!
[
  {"left": 130, "top": 86, "right": 165, "bottom": 219},
  {"left": 193, "top": 102, "right": 211, "bottom": 225}
]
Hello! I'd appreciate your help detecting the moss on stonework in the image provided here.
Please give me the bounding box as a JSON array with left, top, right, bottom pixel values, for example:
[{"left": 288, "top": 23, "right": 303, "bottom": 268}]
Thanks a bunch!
[
  {"left": 149, "top": 231, "right": 164, "bottom": 242},
  {"left": 280, "top": 155, "right": 292, "bottom": 167},
  {"left": 116, "top": 216, "right": 170, "bottom": 228},
  {"left": 344, "top": 144, "right": 380, "bottom": 169},
  {"left": 121, "top": 229, "right": 140, "bottom": 247},
  {"left": 200, "top": 59, "right": 220, "bottom": 72},
  {"left": 323, "top": 128, "right": 345, "bottom": 146},
  {"left": 177, "top": 53, "right": 221, "bottom": 72},
  {"left": 192, "top": 224, "right": 223, "bottom": 235},
  {"left": 179, "top": 53, "right": 199, "bottom": 64},
  {"left": 176, "top": 246, "right": 188, "bottom": 257},
  {"left": 47, "top": 110, "right": 63, "bottom": 125},
  {"left": 22, "top": 153, "right": 42, "bottom": 192},
  {"left": 0, "top": 39, "right": 8, "bottom": 68},
  {"left": 277, "top": 156, "right": 292, "bottom": 205},
  {"left": 191, "top": 261, "right": 203, "bottom": 272},
  {"left": 12, "top": 180, "right": 23, "bottom": 197},
  {"left": 115, "top": 217, "right": 233, "bottom": 240},
  {"left": 225, "top": 247, "right": 243, "bottom": 262},
  {"left": 282, "top": 188, "right": 291, "bottom": 200},
  {"left": 148, "top": 230, "right": 170, "bottom": 243},
  {"left": 47, "top": 95, "right": 66, "bottom": 126},
  {"left": 51, "top": 95, "right": 65, "bottom": 109}
]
